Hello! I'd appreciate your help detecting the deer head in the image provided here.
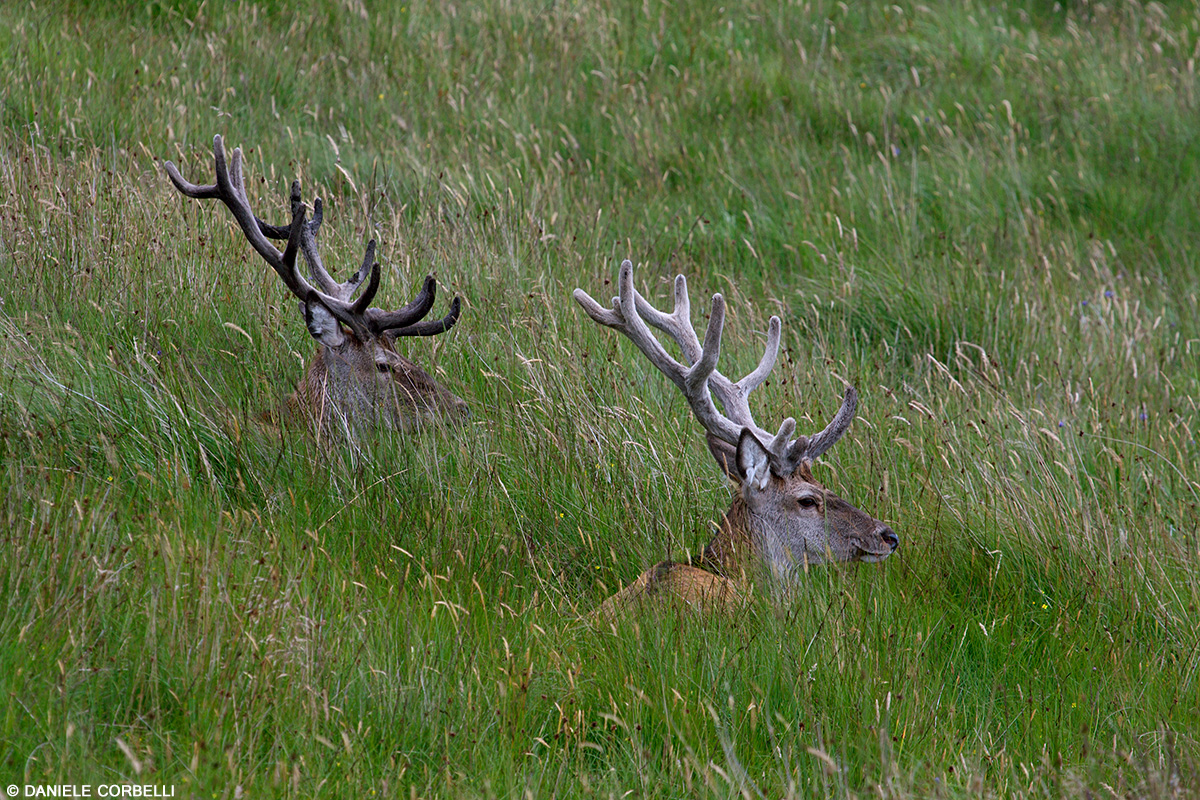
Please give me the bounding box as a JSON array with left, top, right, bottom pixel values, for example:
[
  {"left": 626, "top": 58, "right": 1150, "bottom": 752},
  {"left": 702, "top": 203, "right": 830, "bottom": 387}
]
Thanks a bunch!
[
  {"left": 164, "top": 136, "right": 469, "bottom": 434},
  {"left": 709, "top": 430, "right": 898, "bottom": 582},
  {"left": 575, "top": 261, "right": 896, "bottom": 610}
]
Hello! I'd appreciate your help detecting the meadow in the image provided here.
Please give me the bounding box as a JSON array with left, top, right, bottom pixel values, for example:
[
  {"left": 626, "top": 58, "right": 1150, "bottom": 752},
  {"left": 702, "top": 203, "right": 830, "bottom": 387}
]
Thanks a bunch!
[{"left": 1, "top": 0, "right": 1199, "bottom": 796}]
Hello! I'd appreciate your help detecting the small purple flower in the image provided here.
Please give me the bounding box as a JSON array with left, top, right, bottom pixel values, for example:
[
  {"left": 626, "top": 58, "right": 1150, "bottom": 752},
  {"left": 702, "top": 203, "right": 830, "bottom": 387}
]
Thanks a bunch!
[
  {"left": 891, "top": 145, "right": 901, "bottom": 156},
  {"left": 1140, "top": 412, "right": 1148, "bottom": 421},
  {"left": 1081, "top": 300, "right": 1088, "bottom": 306},
  {"left": 1104, "top": 290, "right": 1113, "bottom": 298},
  {"left": 1058, "top": 421, "right": 1065, "bottom": 428}
]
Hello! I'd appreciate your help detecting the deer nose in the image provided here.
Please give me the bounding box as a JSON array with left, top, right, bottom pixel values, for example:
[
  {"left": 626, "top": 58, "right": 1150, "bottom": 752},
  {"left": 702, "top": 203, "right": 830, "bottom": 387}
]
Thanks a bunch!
[{"left": 878, "top": 524, "right": 899, "bottom": 552}]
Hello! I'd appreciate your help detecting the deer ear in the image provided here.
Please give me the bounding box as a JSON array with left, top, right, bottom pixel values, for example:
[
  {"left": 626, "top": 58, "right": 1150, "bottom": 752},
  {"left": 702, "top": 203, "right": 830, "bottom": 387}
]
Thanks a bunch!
[
  {"left": 303, "top": 294, "right": 346, "bottom": 347},
  {"left": 735, "top": 429, "right": 772, "bottom": 491}
]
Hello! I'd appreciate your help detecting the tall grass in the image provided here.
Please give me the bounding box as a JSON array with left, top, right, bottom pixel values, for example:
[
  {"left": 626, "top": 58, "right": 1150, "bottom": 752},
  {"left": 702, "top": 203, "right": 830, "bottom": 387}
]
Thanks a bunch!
[{"left": 1, "top": 0, "right": 1198, "bottom": 796}]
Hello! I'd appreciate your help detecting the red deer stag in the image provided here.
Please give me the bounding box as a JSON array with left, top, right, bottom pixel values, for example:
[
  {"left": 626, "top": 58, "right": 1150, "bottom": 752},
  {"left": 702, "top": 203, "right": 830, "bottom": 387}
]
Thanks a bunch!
[
  {"left": 164, "top": 135, "right": 468, "bottom": 435},
  {"left": 575, "top": 260, "right": 898, "bottom": 616}
]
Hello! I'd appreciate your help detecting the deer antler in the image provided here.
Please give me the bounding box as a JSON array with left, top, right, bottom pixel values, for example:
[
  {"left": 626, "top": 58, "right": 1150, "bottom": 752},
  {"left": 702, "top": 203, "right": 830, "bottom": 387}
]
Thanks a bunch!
[
  {"left": 164, "top": 135, "right": 460, "bottom": 340},
  {"left": 574, "top": 260, "right": 856, "bottom": 473}
]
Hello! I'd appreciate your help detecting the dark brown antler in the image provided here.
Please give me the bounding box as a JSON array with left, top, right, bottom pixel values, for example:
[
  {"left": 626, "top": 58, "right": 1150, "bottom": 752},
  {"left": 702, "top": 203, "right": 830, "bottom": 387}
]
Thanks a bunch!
[{"left": 164, "top": 135, "right": 460, "bottom": 341}]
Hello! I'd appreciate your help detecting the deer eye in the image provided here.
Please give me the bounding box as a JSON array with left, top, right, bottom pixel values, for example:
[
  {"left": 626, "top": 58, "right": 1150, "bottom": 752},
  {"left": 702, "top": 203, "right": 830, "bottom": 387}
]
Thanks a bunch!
[
  {"left": 798, "top": 496, "right": 818, "bottom": 509},
  {"left": 376, "top": 363, "right": 392, "bottom": 373}
]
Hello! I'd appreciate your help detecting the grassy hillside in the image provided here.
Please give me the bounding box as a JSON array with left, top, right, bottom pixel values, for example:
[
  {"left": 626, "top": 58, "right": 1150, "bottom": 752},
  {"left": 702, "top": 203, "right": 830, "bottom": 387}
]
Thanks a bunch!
[{"left": 1, "top": 0, "right": 1198, "bottom": 796}]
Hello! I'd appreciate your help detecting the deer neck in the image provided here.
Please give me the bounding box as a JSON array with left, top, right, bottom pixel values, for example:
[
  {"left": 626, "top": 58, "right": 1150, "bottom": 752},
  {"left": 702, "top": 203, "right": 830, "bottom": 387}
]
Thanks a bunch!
[
  {"left": 696, "top": 494, "right": 758, "bottom": 581},
  {"left": 285, "top": 346, "right": 343, "bottom": 430}
]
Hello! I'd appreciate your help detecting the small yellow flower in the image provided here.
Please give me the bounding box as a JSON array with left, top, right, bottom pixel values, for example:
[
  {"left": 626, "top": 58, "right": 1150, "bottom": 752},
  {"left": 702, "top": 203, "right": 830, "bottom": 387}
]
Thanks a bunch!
[
  {"left": 1041, "top": 604, "right": 1047, "bottom": 609},
  {"left": 378, "top": 93, "right": 384, "bottom": 100}
]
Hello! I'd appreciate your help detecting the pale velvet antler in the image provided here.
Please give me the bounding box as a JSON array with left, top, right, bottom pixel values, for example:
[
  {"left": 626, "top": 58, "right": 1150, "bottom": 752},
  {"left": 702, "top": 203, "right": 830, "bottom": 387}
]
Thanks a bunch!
[{"left": 573, "top": 259, "right": 856, "bottom": 473}]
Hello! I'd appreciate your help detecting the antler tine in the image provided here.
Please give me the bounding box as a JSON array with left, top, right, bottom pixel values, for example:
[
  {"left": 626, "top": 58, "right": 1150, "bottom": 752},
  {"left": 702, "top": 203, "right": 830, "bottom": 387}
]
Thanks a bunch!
[
  {"left": 572, "top": 286, "right": 622, "bottom": 328},
  {"left": 349, "top": 260, "right": 381, "bottom": 316},
  {"left": 737, "top": 315, "right": 782, "bottom": 394},
  {"left": 346, "top": 240, "right": 379, "bottom": 312},
  {"left": 769, "top": 418, "right": 798, "bottom": 454},
  {"left": 254, "top": 181, "right": 319, "bottom": 240},
  {"left": 291, "top": 195, "right": 352, "bottom": 299},
  {"left": 633, "top": 274, "right": 702, "bottom": 365},
  {"left": 163, "top": 160, "right": 219, "bottom": 199},
  {"left": 684, "top": 292, "right": 725, "bottom": 396},
  {"left": 680, "top": 293, "right": 761, "bottom": 446},
  {"left": 364, "top": 274, "right": 438, "bottom": 334},
  {"left": 385, "top": 295, "right": 463, "bottom": 338},
  {"left": 800, "top": 385, "right": 857, "bottom": 461},
  {"left": 612, "top": 260, "right": 692, "bottom": 395}
]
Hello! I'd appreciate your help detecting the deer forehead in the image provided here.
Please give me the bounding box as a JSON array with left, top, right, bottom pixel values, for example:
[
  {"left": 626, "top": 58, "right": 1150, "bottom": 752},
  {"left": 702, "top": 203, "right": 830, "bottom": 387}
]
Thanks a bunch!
[
  {"left": 320, "top": 333, "right": 380, "bottom": 359},
  {"left": 776, "top": 471, "right": 827, "bottom": 496},
  {"left": 318, "top": 336, "right": 402, "bottom": 375},
  {"left": 373, "top": 347, "right": 429, "bottom": 375},
  {"left": 370, "top": 341, "right": 402, "bottom": 364}
]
